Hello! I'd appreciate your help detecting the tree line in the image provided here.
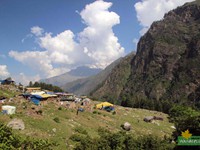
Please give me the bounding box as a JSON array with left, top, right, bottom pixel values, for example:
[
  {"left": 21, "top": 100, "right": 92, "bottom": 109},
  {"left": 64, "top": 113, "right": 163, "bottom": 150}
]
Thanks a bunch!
[{"left": 28, "top": 81, "right": 64, "bottom": 92}]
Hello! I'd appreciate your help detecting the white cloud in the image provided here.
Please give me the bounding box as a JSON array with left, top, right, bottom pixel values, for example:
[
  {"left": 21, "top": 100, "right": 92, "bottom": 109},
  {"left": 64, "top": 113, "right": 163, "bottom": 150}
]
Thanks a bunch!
[
  {"left": 21, "top": 34, "right": 33, "bottom": 43},
  {"left": 13, "top": 73, "right": 41, "bottom": 86},
  {"left": 134, "top": 0, "right": 195, "bottom": 35},
  {"left": 0, "top": 65, "right": 10, "bottom": 78},
  {"left": 133, "top": 38, "right": 139, "bottom": 49},
  {"left": 79, "top": 0, "right": 124, "bottom": 68},
  {"left": 31, "top": 26, "right": 44, "bottom": 36},
  {"left": 9, "top": 50, "right": 68, "bottom": 78},
  {"left": 9, "top": 0, "right": 124, "bottom": 79},
  {"left": 39, "top": 30, "right": 76, "bottom": 64}
]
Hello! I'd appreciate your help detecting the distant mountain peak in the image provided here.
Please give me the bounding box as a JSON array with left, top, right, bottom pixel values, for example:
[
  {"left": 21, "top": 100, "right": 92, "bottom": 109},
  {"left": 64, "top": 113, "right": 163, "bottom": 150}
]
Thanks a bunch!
[
  {"left": 40, "top": 66, "right": 102, "bottom": 86},
  {"left": 68, "top": 66, "right": 102, "bottom": 77}
]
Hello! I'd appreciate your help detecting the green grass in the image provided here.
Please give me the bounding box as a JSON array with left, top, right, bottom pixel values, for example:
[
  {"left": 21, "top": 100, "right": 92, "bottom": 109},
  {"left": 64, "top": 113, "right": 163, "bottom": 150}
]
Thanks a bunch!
[
  {"left": 0, "top": 85, "right": 19, "bottom": 98},
  {"left": 0, "top": 97, "right": 174, "bottom": 149}
]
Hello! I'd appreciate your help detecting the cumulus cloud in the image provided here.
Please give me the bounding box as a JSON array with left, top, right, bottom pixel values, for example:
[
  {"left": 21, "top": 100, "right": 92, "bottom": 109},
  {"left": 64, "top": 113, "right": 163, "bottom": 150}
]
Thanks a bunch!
[
  {"left": 0, "top": 65, "right": 10, "bottom": 78},
  {"left": 134, "top": 0, "right": 195, "bottom": 35},
  {"left": 79, "top": 0, "right": 124, "bottom": 68},
  {"left": 9, "top": 0, "right": 124, "bottom": 80},
  {"left": 39, "top": 30, "right": 76, "bottom": 64},
  {"left": 9, "top": 50, "right": 68, "bottom": 78},
  {"left": 31, "top": 26, "right": 44, "bottom": 36}
]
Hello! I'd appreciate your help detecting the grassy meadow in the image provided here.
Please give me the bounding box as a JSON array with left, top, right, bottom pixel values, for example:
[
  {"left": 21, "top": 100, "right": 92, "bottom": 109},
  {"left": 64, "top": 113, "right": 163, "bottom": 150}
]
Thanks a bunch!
[{"left": 0, "top": 95, "right": 174, "bottom": 149}]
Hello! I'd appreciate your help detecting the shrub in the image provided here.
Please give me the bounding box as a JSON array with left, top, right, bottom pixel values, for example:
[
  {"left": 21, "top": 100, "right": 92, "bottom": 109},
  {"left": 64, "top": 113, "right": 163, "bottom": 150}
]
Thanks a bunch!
[
  {"left": 53, "top": 117, "right": 60, "bottom": 123},
  {"left": 112, "top": 111, "right": 116, "bottom": 115},
  {"left": 70, "top": 127, "right": 175, "bottom": 150},
  {"left": 92, "top": 111, "right": 97, "bottom": 114},
  {"left": 58, "top": 107, "right": 62, "bottom": 110},
  {"left": 36, "top": 110, "right": 43, "bottom": 115},
  {"left": 0, "top": 123, "right": 57, "bottom": 149},
  {"left": 74, "top": 127, "right": 88, "bottom": 135}
]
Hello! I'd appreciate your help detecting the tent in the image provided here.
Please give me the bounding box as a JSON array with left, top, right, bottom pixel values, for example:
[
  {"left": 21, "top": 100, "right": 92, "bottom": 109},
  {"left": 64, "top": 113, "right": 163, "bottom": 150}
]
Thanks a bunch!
[
  {"left": 30, "top": 97, "right": 40, "bottom": 105},
  {"left": 2, "top": 105, "right": 16, "bottom": 114},
  {"left": 31, "top": 94, "right": 43, "bottom": 99},
  {"left": 40, "top": 93, "right": 52, "bottom": 99},
  {"left": 96, "top": 102, "right": 113, "bottom": 109}
]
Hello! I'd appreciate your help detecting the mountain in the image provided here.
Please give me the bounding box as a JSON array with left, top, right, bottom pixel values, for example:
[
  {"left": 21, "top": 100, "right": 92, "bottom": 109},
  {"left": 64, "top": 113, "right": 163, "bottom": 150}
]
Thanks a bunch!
[
  {"left": 61, "top": 57, "right": 123, "bottom": 95},
  {"left": 90, "top": 52, "right": 135, "bottom": 103},
  {"left": 40, "top": 66, "right": 102, "bottom": 86},
  {"left": 68, "top": 66, "right": 102, "bottom": 76},
  {"left": 91, "top": 0, "right": 200, "bottom": 112}
]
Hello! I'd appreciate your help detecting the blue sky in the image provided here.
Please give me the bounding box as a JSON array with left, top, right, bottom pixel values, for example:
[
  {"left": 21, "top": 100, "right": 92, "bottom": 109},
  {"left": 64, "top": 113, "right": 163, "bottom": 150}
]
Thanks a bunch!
[{"left": 0, "top": 0, "right": 194, "bottom": 84}]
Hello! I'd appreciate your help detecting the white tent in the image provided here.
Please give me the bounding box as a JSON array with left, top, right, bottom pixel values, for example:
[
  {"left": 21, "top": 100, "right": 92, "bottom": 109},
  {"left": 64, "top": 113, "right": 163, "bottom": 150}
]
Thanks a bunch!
[{"left": 2, "top": 105, "right": 16, "bottom": 115}]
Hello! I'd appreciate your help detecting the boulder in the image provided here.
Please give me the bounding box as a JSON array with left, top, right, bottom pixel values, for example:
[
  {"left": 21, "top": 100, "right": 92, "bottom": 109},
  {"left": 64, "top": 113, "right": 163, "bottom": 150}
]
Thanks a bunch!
[
  {"left": 7, "top": 118, "right": 25, "bottom": 130},
  {"left": 122, "top": 122, "right": 131, "bottom": 131},
  {"left": 143, "top": 116, "right": 154, "bottom": 122}
]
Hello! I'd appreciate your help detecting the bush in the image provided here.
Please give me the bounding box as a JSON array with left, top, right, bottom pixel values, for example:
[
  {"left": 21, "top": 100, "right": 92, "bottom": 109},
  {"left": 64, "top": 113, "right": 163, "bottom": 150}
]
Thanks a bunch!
[
  {"left": 92, "top": 111, "right": 97, "bottom": 114},
  {"left": 36, "top": 110, "right": 43, "bottom": 115},
  {"left": 0, "top": 123, "right": 57, "bottom": 149},
  {"left": 69, "top": 134, "right": 85, "bottom": 142},
  {"left": 112, "top": 111, "right": 116, "bottom": 115},
  {"left": 58, "top": 107, "right": 62, "bottom": 110},
  {"left": 70, "top": 127, "right": 174, "bottom": 150},
  {"left": 74, "top": 127, "right": 88, "bottom": 135},
  {"left": 53, "top": 117, "right": 60, "bottom": 123}
]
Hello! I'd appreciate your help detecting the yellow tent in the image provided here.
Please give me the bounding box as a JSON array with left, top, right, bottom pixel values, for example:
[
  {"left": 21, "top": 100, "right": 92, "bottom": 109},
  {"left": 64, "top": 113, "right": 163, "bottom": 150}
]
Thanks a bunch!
[
  {"left": 96, "top": 102, "right": 113, "bottom": 109},
  {"left": 40, "top": 94, "right": 52, "bottom": 98}
]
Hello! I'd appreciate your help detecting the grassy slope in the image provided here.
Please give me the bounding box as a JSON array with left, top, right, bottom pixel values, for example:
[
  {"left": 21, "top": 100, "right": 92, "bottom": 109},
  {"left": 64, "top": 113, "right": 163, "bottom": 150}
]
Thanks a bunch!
[
  {"left": 0, "top": 85, "right": 18, "bottom": 98},
  {"left": 0, "top": 97, "right": 174, "bottom": 149}
]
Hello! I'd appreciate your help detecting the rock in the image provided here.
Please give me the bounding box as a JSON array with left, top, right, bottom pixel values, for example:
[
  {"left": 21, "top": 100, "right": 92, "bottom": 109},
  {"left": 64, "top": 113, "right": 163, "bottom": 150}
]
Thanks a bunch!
[
  {"left": 7, "top": 118, "right": 25, "bottom": 130},
  {"left": 52, "top": 128, "right": 57, "bottom": 133},
  {"left": 143, "top": 116, "right": 154, "bottom": 122},
  {"left": 122, "top": 122, "right": 131, "bottom": 131},
  {"left": 171, "top": 126, "right": 176, "bottom": 129}
]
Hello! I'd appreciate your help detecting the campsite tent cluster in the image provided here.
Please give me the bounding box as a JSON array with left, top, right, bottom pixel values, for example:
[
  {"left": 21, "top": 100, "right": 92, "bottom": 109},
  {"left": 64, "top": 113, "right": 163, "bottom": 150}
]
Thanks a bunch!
[
  {"left": 0, "top": 81, "right": 116, "bottom": 115},
  {"left": 22, "top": 87, "right": 77, "bottom": 105},
  {"left": 22, "top": 87, "right": 115, "bottom": 112}
]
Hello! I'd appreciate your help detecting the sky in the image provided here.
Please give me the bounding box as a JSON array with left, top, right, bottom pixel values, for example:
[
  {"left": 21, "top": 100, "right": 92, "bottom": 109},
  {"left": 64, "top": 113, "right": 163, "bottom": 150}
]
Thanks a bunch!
[{"left": 0, "top": 0, "right": 194, "bottom": 85}]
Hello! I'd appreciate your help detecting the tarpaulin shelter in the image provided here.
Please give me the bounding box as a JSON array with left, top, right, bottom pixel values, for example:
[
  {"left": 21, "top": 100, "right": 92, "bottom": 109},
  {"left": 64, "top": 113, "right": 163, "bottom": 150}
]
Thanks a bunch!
[{"left": 96, "top": 102, "right": 114, "bottom": 109}]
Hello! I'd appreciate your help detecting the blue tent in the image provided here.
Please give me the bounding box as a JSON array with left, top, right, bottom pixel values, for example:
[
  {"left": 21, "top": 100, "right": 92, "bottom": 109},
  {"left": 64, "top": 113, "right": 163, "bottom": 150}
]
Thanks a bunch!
[
  {"left": 31, "top": 94, "right": 43, "bottom": 99},
  {"left": 31, "top": 97, "right": 40, "bottom": 105}
]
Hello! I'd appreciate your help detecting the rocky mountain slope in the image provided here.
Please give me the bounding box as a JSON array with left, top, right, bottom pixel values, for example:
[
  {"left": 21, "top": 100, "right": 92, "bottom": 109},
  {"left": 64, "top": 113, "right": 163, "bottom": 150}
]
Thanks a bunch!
[
  {"left": 90, "top": 52, "right": 135, "bottom": 103},
  {"left": 91, "top": 0, "right": 200, "bottom": 111},
  {"left": 61, "top": 57, "right": 122, "bottom": 95},
  {"left": 40, "top": 66, "right": 102, "bottom": 86}
]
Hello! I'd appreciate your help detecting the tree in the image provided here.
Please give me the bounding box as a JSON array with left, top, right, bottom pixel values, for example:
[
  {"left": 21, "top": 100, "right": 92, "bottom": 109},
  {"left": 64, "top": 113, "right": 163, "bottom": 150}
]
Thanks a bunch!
[
  {"left": 169, "top": 105, "right": 200, "bottom": 140},
  {"left": 29, "top": 81, "right": 33, "bottom": 87}
]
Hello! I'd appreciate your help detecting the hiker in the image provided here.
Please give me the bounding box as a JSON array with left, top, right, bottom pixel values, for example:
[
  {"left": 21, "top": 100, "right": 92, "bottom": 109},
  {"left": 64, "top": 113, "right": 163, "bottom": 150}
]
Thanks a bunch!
[{"left": 76, "top": 107, "right": 79, "bottom": 115}]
